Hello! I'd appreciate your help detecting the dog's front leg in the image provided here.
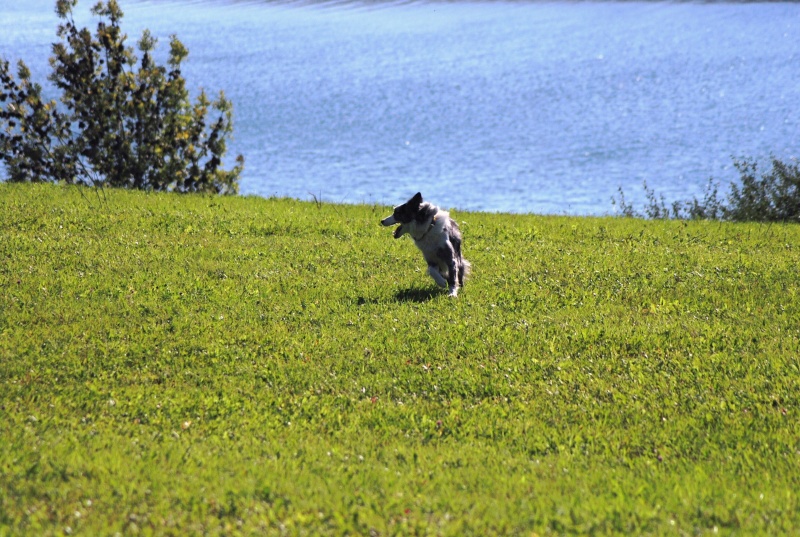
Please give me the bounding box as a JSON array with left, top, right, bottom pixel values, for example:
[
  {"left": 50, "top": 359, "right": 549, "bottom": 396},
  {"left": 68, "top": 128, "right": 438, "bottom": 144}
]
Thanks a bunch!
[{"left": 427, "top": 264, "right": 448, "bottom": 288}]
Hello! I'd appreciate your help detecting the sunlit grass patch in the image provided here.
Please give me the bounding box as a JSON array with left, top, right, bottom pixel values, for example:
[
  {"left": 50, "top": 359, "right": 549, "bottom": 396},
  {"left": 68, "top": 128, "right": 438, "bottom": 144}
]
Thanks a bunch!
[{"left": 1, "top": 183, "right": 799, "bottom": 535}]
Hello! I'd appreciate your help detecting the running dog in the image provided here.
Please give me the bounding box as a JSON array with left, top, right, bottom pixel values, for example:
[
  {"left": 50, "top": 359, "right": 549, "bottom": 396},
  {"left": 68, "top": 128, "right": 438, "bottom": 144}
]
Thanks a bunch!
[{"left": 381, "top": 192, "right": 470, "bottom": 297}]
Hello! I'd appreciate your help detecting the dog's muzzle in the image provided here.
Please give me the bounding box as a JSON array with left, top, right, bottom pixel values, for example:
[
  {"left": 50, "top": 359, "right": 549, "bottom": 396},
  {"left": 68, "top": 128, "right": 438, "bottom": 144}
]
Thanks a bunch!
[{"left": 381, "top": 215, "right": 397, "bottom": 226}]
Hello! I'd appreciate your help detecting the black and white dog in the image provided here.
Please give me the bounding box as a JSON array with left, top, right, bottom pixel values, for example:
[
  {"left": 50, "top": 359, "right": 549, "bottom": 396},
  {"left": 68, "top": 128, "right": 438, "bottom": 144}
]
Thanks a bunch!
[{"left": 381, "top": 192, "right": 470, "bottom": 297}]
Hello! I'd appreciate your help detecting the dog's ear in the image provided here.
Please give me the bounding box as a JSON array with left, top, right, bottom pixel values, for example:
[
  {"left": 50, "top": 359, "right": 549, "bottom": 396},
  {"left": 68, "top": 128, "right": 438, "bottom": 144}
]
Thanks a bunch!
[{"left": 411, "top": 192, "right": 423, "bottom": 206}]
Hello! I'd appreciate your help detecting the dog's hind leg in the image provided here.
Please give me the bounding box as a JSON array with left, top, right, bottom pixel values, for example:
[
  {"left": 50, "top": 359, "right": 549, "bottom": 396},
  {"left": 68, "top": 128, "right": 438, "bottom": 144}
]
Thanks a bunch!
[
  {"left": 447, "top": 264, "right": 459, "bottom": 297},
  {"left": 450, "top": 233, "right": 468, "bottom": 290},
  {"left": 437, "top": 245, "right": 460, "bottom": 297}
]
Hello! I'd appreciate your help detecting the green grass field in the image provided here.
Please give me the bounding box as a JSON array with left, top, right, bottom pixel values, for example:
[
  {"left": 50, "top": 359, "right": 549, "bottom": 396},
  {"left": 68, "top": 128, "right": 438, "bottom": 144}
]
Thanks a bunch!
[{"left": 1, "top": 183, "right": 799, "bottom": 535}]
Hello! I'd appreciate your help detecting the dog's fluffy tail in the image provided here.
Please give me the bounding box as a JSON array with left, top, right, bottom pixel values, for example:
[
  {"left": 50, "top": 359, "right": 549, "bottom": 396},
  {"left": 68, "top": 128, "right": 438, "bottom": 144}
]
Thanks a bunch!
[{"left": 461, "top": 258, "right": 471, "bottom": 282}]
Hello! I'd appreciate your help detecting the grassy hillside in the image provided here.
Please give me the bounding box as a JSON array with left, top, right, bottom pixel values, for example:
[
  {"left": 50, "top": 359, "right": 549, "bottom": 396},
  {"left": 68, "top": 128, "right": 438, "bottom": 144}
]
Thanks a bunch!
[{"left": 1, "top": 183, "right": 799, "bottom": 535}]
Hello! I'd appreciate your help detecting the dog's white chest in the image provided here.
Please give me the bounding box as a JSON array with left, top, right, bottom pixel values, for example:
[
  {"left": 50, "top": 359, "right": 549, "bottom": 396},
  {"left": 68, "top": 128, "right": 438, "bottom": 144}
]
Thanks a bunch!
[{"left": 412, "top": 218, "right": 447, "bottom": 259}]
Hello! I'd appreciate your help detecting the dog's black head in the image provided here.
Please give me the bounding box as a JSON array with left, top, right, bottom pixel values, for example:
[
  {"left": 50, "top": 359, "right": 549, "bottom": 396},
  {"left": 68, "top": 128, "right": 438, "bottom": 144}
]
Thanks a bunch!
[{"left": 381, "top": 192, "right": 423, "bottom": 227}]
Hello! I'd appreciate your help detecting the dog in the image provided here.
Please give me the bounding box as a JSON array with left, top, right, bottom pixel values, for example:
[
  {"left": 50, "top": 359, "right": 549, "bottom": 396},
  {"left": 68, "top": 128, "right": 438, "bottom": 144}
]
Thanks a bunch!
[{"left": 381, "top": 192, "right": 470, "bottom": 297}]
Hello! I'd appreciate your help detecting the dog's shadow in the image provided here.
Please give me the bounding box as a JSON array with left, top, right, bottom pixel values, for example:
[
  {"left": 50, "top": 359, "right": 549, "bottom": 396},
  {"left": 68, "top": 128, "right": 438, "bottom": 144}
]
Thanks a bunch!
[{"left": 394, "top": 287, "right": 441, "bottom": 303}]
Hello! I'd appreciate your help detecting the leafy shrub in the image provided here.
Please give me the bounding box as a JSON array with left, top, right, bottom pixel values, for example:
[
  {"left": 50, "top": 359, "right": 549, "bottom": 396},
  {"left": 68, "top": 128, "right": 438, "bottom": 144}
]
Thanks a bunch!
[
  {"left": 614, "top": 156, "right": 800, "bottom": 222},
  {"left": 0, "top": 0, "right": 242, "bottom": 194}
]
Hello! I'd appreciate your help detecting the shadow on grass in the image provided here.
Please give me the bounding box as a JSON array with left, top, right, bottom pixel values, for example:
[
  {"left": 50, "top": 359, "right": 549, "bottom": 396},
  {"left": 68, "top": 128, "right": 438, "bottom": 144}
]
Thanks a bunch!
[{"left": 394, "top": 287, "right": 441, "bottom": 303}]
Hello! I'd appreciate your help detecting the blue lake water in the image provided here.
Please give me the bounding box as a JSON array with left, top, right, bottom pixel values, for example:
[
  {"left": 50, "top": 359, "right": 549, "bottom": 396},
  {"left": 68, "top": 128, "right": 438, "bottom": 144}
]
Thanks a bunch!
[{"left": 2, "top": 0, "right": 798, "bottom": 215}]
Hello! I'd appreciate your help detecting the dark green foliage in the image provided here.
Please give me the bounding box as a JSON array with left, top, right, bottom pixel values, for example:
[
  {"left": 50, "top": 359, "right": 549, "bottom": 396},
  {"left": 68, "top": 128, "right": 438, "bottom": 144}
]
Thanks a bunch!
[
  {"left": 615, "top": 156, "right": 800, "bottom": 222},
  {"left": 0, "top": 0, "right": 242, "bottom": 194},
  {"left": 725, "top": 157, "right": 800, "bottom": 222},
  {"left": 0, "top": 61, "right": 74, "bottom": 183}
]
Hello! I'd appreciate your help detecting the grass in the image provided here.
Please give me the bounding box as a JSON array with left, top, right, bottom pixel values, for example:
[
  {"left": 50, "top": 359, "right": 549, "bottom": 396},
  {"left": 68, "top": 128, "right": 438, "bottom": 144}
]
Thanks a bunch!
[{"left": 1, "top": 183, "right": 799, "bottom": 535}]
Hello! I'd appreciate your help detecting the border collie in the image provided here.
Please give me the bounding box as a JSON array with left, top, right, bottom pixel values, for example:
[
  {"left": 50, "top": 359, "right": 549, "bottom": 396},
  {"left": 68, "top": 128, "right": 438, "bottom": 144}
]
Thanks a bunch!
[{"left": 381, "top": 192, "right": 470, "bottom": 297}]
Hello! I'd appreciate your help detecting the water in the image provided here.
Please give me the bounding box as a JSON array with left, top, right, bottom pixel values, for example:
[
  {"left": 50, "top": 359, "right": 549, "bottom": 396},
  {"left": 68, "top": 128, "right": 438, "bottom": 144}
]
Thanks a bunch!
[{"left": 2, "top": 0, "right": 798, "bottom": 215}]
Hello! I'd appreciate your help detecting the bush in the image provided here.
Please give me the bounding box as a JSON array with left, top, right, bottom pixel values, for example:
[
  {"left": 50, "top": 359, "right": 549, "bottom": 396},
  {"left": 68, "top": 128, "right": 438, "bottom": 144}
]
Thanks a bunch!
[
  {"left": 614, "top": 156, "right": 800, "bottom": 222},
  {"left": 0, "top": 0, "right": 242, "bottom": 194}
]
